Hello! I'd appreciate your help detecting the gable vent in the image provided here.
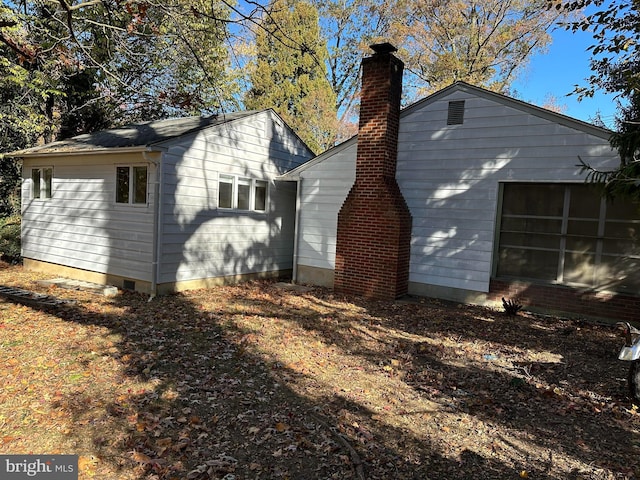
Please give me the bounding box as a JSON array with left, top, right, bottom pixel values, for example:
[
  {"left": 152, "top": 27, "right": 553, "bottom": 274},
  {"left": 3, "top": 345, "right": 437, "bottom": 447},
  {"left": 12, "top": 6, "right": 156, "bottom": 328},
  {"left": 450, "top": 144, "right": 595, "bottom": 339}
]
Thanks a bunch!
[{"left": 447, "top": 100, "right": 465, "bottom": 125}]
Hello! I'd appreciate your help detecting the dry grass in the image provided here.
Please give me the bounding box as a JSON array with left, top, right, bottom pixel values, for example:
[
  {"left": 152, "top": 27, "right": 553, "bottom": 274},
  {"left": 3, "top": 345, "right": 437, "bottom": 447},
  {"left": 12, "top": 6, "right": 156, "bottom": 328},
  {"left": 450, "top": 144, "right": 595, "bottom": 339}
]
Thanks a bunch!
[{"left": 0, "top": 262, "right": 639, "bottom": 479}]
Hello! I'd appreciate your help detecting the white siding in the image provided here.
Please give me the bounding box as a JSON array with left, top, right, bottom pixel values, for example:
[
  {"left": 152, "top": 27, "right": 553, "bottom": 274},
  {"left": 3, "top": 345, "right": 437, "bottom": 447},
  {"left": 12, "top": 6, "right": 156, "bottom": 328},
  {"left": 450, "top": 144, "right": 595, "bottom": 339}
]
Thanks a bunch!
[
  {"left": 157, "top": 110, "right": 310, "bottom": 283},
  {"left": 294, "top": 86, "right": 621, "bottom": 294},
  {"left": 296, "top": 142, "right": 356, "bottom": 270},
  {"left": 21, "top": 154, "right": 156, "bottom": 281},
  {"left": 398, "top": 90, "right": 618, "bottom": 293}
]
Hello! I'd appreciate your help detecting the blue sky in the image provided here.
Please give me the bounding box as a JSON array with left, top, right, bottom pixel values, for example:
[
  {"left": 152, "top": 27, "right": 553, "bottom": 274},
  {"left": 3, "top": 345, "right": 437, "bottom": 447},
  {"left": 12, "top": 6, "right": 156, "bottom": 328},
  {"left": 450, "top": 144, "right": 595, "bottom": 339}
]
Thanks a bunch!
[{"left": 512, "top": 24, "right": 620, "bottom": 129}]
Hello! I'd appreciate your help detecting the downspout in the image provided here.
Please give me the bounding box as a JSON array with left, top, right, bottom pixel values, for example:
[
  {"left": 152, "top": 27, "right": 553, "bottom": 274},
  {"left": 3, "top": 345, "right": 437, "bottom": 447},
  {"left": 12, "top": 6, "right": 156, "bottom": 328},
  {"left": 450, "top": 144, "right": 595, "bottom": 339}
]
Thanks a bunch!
[
  {"left": 144, "top": 149, "right": 163, "bottom": 300},
  {"left": 291, "top": 177, "right": 302, "bottom": 284}
]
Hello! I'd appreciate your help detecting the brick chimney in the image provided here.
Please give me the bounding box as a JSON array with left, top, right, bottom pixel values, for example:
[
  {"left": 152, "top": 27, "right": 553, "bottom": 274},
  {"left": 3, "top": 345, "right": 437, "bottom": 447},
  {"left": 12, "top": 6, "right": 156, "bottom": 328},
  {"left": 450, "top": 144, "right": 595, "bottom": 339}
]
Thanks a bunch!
[{"left": 334, "top": 43, "right": 412, "bottom": 300}]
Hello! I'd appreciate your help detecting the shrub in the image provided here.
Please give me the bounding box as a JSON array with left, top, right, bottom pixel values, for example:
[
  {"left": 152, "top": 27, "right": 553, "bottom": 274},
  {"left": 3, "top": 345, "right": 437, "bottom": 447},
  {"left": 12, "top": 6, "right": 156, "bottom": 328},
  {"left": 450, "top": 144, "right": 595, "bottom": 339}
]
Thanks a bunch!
[
  {"left": 0, "top": 215, "right": 21, "bottom": 263},
  {"left": 502, "top": 297, "right": 523, "bottom": 316}
]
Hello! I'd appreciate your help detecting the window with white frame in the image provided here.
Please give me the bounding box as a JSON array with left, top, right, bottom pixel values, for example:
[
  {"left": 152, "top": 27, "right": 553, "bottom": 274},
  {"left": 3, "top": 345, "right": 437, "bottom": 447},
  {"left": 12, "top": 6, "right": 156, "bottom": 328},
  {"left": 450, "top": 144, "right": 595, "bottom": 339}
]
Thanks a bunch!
[
  {"left": 218, "top": 174, "right": 268, "bottom": 211},
  {"left": 116, "top": 165, "right": 148, "bottom": 204},
  {"left": 496, "top": 182, "right": 640, "bottom": 293},
  {"left": 32, "top": 167, "right": 53, "bottom": 199}
]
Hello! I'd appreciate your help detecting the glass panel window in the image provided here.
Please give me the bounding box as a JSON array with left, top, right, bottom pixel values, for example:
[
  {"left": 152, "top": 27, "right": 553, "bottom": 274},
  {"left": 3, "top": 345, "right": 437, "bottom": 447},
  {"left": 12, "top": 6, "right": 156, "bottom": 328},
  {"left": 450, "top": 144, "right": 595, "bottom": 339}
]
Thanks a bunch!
[
  {"left": 502, "top": 183, "right": 564, "bottom": 216},
  {"left": 32, "top": 169, "right": 41, "bottom": 199},
  {"left": 116, "top": 165, "right": 147, "bottom": 205},
  {"left": 237, "top": 178, "right": 251, "bottom": 210},
  {"left": 218, "top": 175, "right": 268, "bottom": 212},
  {"left": 218, "top": 175, "right": 233, "bottom": 208},
  {"left": 497, "top": 247, "right": 559, "bottom": 281},
  {"left": 116, "top": 167, "right": 130, "bottom": 204},
  {"left": 563, "top": 251, "right": 596, "bottom": 285},
  {"left": 497, "top": 183, "right": 640, "bottom": 293},
  {"left": 133, "top": 166, "right": 147, "bottom": 204},
  {"left": 42, "top": 168, "right": 52, "bottom": 199},
  {"left": 254, "top": 181, "right": 267, "bottom": 211},
  {"left": 31, "top": 167, "right": 53, "bottom": 199},
  {"left": 568, "top": 184, "right": 601, "bottom": 218}
]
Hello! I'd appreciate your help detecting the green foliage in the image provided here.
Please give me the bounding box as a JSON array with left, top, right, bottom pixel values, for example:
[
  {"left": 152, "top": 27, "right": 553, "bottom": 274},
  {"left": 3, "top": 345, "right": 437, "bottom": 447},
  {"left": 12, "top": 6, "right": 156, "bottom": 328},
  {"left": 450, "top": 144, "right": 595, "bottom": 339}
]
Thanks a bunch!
[
  {"left": 0, "top": 0, "right": 239, "bottom": 152},
  {"left": 0, "top": 215, "right": 21, "bottom": 263},
  {"left": 313, "top": 0, "right": 564, "bottom": 132},
  {"left": 560, "top": 1, "right": 640, "bottom": 200},
  {"left": 0, "top": 154, "right": 21, "bottom": 217},
  {"left": 244, "top": 0, "right": 338, "bottom": 153},
  {"left": 559, "top": 0, "right": 640, "bottom": 100},
  {"left": 154, "top": 0, "right": 240, "bottom": 115}
]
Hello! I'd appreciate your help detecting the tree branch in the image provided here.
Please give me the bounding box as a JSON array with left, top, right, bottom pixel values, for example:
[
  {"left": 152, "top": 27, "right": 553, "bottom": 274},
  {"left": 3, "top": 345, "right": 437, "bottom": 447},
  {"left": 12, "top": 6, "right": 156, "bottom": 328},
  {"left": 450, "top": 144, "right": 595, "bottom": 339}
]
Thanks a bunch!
[{"left": 46, "top": 0, "right": 103, "bottom": 11}]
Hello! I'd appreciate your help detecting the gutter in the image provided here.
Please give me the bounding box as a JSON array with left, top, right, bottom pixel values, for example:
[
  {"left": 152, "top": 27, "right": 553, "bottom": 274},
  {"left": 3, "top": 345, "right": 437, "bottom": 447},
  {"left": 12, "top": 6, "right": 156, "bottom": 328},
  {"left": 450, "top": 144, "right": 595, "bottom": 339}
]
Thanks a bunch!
[{"left": 6, "top": 146, "right": 158, "bottom": 159}]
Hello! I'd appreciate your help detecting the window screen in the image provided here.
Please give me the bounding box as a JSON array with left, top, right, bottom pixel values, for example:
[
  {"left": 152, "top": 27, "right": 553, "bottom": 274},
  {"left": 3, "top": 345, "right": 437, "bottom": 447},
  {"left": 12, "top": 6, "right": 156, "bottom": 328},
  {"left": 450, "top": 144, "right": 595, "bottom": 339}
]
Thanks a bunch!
[{"left": 497, "top": 183, "right": 640, "bottom": 293}]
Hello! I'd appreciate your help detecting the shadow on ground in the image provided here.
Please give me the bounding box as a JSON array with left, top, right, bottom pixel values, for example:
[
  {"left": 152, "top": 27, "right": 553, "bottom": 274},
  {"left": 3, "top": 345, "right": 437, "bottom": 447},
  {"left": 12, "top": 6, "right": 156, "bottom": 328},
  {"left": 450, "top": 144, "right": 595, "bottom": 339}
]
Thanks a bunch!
[{"left": 0, "top": 268, "right": 638, "bottom": 479}]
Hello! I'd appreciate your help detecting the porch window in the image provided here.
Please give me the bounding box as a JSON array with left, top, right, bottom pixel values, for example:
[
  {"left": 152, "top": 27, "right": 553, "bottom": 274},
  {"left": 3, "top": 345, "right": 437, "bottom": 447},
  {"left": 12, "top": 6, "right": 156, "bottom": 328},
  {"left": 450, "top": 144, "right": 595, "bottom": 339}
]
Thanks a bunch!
[
  {"left": 32, "top": 167, "right": 53, "bottom": 199},
  {"left": 218, "top": 175, "right": 268, "bottom": 212},
  {"left": 116, "top": 165, "right": 148, "bottom": 205},
  {"left": 496, "top": 183, "right": 640, "bottom": 293}
]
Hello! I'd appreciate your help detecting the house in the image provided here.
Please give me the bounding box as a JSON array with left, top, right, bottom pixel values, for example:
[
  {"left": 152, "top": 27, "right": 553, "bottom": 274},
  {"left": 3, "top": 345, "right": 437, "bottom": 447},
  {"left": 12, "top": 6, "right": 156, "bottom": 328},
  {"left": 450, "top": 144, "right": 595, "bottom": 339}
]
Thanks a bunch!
[
  {"left": 10, "top": 110, "right": 314, "bottom": 295},
  {"left": 280, "top": 43, "right": 640, "bottom": 321}
]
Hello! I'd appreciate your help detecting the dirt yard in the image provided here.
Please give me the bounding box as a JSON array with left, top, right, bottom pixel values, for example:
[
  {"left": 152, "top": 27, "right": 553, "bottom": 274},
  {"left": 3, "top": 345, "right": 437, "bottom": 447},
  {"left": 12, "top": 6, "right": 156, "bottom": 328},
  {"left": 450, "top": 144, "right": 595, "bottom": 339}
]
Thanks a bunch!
[{"left": 0, "top": 261, "right": 638, "bottom": 479}]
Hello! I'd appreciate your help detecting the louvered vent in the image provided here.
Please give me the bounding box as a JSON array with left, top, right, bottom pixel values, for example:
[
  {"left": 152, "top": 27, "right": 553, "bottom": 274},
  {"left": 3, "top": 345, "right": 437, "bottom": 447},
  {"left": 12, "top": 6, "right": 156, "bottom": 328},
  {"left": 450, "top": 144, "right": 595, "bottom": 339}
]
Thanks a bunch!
[{"left": 447, "top": 100, "right": 465, "bottom": 125}]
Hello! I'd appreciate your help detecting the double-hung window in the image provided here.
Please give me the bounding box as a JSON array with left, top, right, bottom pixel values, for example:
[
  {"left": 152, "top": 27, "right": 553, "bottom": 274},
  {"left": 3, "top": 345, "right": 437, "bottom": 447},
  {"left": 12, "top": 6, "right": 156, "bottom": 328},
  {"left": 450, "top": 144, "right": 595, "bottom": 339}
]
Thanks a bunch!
[
  {"left": 32, "top": 167, "right": 53, "bottom": 199},
  {"left": 496, "top": 182, "right": 640, "bottom": 293},
  {"left": 218, "top": 175, "right": 268, "bottom": 211},
  {"left": 116, "top": 165, "right": 148, "bottom": 205}
]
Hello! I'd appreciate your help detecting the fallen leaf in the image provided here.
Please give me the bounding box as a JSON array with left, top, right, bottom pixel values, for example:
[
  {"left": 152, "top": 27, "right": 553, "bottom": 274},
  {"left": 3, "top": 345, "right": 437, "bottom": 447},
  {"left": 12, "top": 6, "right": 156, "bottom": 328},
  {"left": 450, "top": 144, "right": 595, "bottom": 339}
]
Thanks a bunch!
[
  {"left": 275, "top": 422, "right": 289, "bottom": 432},
  {"left": 132, "top": 451, "right": 152, "bottom": 464}
]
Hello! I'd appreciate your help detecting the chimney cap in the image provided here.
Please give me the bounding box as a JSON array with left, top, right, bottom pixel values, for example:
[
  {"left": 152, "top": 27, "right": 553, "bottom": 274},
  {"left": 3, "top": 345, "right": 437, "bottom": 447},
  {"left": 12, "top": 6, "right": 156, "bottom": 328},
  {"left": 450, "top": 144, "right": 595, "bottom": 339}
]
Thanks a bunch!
[{"left": 370, "top": 42, "right": 397, "bottom": 55}]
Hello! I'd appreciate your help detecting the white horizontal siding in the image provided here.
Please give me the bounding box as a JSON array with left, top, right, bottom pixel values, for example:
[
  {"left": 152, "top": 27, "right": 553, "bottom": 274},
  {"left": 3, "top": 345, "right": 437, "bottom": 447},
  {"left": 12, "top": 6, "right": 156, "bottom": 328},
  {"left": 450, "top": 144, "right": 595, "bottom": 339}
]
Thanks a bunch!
[
  {"left": 295, "top": 143, "right": 356, "bottom": 269},
  {"left": 21, "top": 154, "right": 155, "bottom": 281},
  {"left": 398, "top": 90, "right": 620, "bottom": 293},
  {"left": 158, "top": 111, "right": 310, "bottom": 284},
  {"left": 293, "top": 87, "right": 620, "bottom": 295}
]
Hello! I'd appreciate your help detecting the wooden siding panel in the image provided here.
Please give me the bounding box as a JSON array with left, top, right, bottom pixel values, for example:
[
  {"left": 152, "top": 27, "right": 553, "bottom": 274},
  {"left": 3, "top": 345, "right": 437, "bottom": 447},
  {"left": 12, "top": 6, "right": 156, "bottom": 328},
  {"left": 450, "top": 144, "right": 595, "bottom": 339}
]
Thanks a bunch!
[
  {"left": 158, "top": 111, "right": 310, "bottom": 284},
  {"left": 294, "top": 88, "right": 620, "bottom": 295},
  {"left": 397, "top": 91, "right": 620, "bottom": 293},
  {"left": 295, "top": 144, "right": 356, "bottom": 270},
  {"left": 21, "top": 156, "right": 156, "bottom": 281}
]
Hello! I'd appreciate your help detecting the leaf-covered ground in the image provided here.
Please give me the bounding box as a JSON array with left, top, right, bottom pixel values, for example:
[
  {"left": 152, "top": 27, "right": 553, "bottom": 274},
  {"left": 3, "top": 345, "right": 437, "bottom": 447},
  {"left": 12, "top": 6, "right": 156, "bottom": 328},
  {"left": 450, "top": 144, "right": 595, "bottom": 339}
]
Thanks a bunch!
[{"left": 0, "top": 261, "right": 639, "bottom": 479}]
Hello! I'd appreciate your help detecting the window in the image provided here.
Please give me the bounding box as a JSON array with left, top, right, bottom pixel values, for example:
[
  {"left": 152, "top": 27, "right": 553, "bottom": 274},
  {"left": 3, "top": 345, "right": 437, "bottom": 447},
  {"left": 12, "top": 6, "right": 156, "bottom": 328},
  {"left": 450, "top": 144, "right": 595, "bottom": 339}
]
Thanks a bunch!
[
  {"left": 218, "top": 175, "right": 268, "bottom": 211},
  {"left": 218, "top": 175, "right": 233, "bottom": 209},
  {"left": 496, "top": 183, "right": 640, "bottom": 293},
  {"left": 116, "top": 165, "right": 147, "bottom": 204},
  {"left": 32, "top": 167, "right": 53, "bottom": 199}
]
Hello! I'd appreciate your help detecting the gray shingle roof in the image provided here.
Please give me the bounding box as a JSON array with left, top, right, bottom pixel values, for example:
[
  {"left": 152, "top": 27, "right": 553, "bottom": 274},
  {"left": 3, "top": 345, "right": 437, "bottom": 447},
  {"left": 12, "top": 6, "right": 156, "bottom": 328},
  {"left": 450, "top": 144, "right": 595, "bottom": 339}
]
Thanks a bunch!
[{"left": 8, "top": 111, "right": 260, "bottom": 156}]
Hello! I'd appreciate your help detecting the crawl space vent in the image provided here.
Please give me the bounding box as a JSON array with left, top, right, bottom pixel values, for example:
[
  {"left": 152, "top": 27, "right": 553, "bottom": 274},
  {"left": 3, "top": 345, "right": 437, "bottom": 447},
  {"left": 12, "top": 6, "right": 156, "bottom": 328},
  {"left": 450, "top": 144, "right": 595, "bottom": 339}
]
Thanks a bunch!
[
  {"left": 447, "top": 100, "right": 465, "bottom": 125},
  {"left": 123, "top": 280, "right": 136, "bottom": 291}
]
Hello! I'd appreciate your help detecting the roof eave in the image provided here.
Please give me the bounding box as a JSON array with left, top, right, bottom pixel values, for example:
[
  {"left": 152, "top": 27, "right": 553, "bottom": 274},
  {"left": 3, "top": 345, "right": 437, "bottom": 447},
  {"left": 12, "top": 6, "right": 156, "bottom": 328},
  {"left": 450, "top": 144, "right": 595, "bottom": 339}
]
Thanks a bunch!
[
  {"left": 5, "top": 145, "right": 163, "bottom": 159},
  {"left": 402, "top": 81, "right": 614, "bottom": 140},
  {"left": 277, "top": 136, "right": 359, "bottom": 180}
]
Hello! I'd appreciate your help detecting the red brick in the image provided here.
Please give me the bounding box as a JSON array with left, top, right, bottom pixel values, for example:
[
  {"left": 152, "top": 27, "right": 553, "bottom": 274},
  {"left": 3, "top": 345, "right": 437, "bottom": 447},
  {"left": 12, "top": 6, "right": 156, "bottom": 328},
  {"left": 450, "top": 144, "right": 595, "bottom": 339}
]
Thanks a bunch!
[{"left": 335, "top": 45, "right": 411, "bottom": 301}]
